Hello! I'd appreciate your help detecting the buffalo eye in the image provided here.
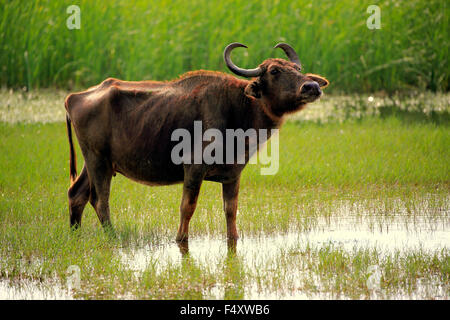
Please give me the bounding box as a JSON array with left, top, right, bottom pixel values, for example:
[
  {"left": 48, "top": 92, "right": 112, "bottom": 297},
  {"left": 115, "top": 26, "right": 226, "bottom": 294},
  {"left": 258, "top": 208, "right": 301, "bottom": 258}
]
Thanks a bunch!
[{"left": 270, "top": 69, "right": 279, "bottom": 75}]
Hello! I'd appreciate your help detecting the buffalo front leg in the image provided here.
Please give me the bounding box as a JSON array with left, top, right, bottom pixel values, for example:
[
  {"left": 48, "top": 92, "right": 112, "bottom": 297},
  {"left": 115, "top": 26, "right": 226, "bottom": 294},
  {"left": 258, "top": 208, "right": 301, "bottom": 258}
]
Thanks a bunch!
[
  {"left": 176, "top": 172, "right": 204, "bottom": 242},
  {"left": 222, "top": 179, "right": 240, "bottom": 242}
]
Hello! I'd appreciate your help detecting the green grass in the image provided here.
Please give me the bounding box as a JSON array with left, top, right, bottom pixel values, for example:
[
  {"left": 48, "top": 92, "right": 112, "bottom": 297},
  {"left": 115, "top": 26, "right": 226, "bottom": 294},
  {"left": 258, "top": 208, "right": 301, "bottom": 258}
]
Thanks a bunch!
[
  {"left": 1, "top": 0, "right": 448, "bottom": 92},
  {"left": 1, "top": 0, "right": 449, "bottom": 296},
  {"left": 0, "top": 106, "right": 448, "bottom": 298}
]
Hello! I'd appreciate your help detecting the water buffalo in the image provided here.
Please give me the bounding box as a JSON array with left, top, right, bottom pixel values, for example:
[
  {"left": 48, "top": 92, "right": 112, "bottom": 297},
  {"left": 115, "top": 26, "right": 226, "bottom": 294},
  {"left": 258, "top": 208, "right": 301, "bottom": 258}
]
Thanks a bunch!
[{"left": 65, "top": 42, "right": 329, "bottom": 244}]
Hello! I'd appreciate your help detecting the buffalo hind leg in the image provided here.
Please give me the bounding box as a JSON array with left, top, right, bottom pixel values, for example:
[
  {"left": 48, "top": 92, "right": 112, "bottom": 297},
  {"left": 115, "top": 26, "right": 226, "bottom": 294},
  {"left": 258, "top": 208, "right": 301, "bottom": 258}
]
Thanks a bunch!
[
  {"left": 85, "top": 155, "right": 114, "bottom": 234},
  {"left": 176, "top": 167, "right": 204, "bottom": 242},
  {"left": 68, "top": 165, "right": 90, "bottom": 229},
  {"left": 222, "top": 179, "right": 240, "bottom": 251}
]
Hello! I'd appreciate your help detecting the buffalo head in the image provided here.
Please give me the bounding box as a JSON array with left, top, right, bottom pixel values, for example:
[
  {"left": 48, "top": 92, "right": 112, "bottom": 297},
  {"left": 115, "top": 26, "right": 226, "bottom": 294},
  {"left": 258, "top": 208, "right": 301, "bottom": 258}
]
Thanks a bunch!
[{"left": 224, "top": 42, "right": 329, "bottom": 116}]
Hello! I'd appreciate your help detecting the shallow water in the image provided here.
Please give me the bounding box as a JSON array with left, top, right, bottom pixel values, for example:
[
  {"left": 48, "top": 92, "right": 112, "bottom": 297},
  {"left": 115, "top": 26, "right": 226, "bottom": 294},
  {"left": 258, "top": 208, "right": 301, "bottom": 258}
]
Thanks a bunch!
[
  {"left": 289, "top": 92, "right": 450, "bottom": 123},
  {"left": 0, "top": 278, "right": 73, "bottom": 300},
  {"left": 117, "top": 199, "right": 449, "bottom": 299},
  {"left": 119, "top": 221, "right": 449, "bottom": 276},
  {"left": 117, "top": 231, "right": 449, "bottom": 299},
  {"left": 1, "top": 198, "right": 448, "bottom": 300}
]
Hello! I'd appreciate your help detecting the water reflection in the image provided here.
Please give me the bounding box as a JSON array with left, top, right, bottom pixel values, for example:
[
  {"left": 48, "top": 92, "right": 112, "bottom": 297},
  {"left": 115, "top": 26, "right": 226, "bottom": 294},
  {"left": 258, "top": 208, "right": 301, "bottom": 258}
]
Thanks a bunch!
[
  {"left": 118, "top": 206, "right": 449, "bottom": 299},
  {"left": 223, "top": 250, "right": 244, "bottom": 300},
  {"left": 176, "top": 238, "right": 237, "bottom": 257}
]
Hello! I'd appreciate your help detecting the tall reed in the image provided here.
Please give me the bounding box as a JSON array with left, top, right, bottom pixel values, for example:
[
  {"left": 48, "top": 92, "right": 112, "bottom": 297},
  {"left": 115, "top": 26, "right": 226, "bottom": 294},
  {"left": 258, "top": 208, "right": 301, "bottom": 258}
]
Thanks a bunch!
[{"left": 0, "top": 0, "right": 448, "bottom": 92}]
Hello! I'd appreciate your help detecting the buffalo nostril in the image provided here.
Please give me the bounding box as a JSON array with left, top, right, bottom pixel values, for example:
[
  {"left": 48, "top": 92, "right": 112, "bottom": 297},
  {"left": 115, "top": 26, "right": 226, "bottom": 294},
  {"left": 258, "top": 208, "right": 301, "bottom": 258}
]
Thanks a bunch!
[{"left": 301, "top": 81, "right": 321, "bottom": 95}]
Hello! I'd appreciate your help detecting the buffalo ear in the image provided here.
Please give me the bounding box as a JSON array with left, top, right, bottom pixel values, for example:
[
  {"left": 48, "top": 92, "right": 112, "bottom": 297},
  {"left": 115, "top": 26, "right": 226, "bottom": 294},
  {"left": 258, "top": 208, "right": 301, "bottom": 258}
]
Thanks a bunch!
[
  {"left": 305, "top": 73, "right": 329, "bottom": 88},
  {"left": 244, "top": 80, "right": 262, "bottom": 98}
]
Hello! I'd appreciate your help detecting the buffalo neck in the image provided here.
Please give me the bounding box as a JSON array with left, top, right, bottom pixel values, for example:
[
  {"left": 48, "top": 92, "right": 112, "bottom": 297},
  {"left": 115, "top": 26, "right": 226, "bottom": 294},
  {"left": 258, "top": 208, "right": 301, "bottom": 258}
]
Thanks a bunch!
[{"left": 227, "top": 79, "right": 284, "bottom": 132}]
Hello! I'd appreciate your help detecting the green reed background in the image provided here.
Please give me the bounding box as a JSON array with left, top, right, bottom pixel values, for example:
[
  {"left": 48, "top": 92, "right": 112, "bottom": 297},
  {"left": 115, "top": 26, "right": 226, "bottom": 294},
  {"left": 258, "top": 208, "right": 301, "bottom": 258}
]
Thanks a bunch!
[{"left": 0, "top": 0, "right": 448, "bottom": 92}]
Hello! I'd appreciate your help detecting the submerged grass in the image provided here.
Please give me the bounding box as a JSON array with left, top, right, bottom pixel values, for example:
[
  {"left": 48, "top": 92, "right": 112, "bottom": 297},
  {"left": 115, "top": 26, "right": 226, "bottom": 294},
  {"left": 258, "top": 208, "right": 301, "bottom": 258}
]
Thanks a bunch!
[{"left": 1, "top": 0, "right": 448, "bottom": 92}]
